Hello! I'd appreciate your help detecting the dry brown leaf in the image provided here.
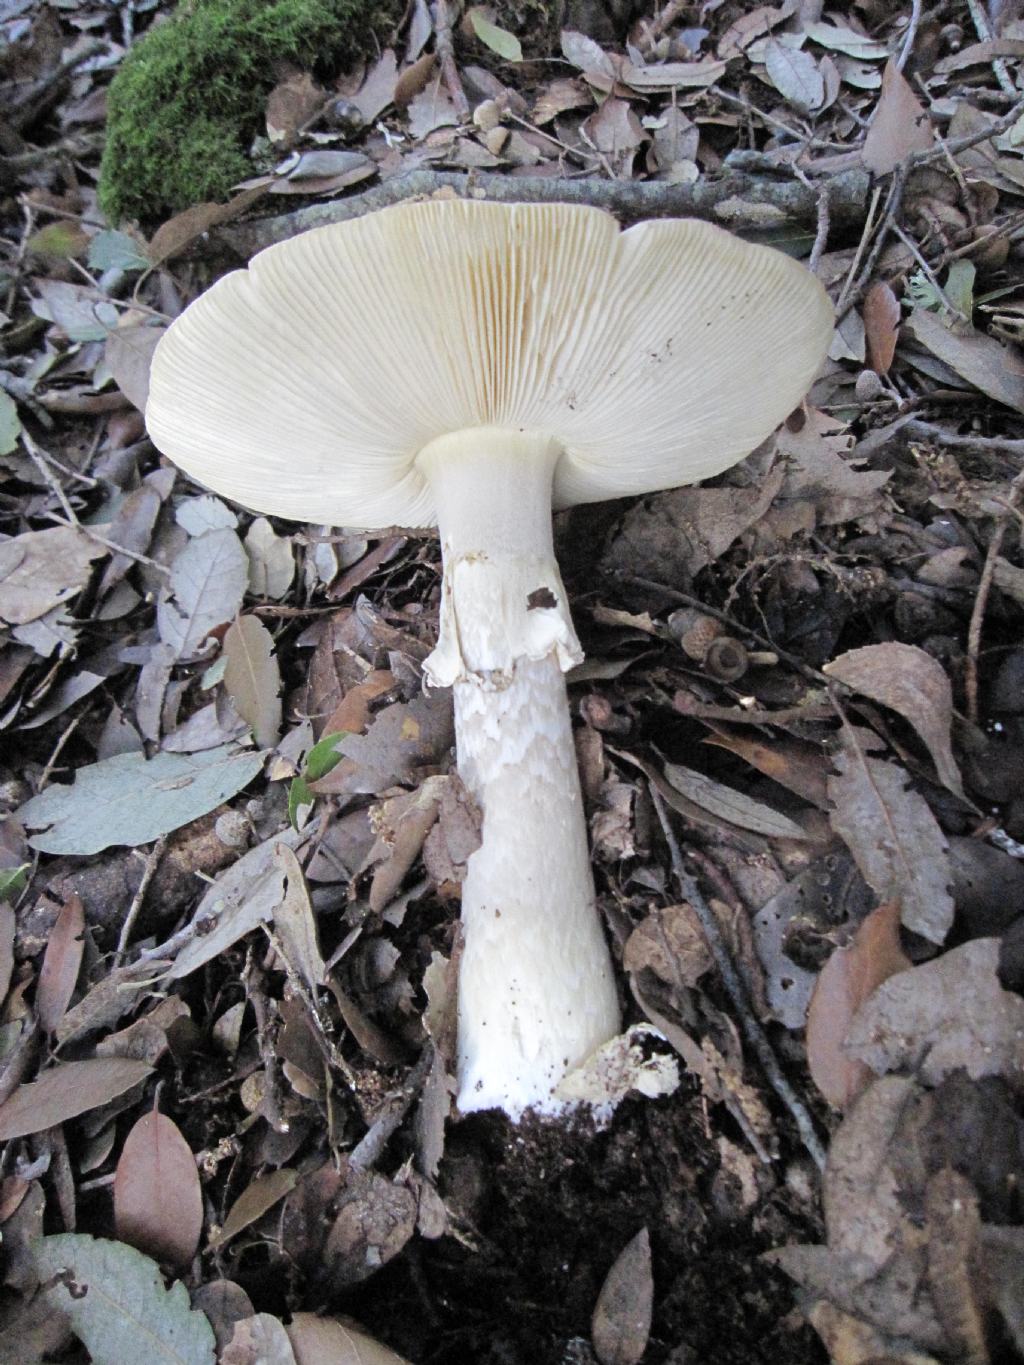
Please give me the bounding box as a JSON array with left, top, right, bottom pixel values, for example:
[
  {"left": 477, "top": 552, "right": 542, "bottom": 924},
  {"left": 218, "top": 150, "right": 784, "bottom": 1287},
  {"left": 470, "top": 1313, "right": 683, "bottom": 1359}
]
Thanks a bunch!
[
  {"left": 0, "top": 527, "right": 107, "bottom": 628},
  {"left": 311, "top": 693, "right": 454, "bottom": 798},
  {"left": 825, "top": 643, "right": 964, "bottom": 799},
  {"left": 210, "top": 1169, "right": 298, "bottom": 1249},
  {"left": 775, "top": 407, "right": 890, "bottom": 511},
  {"left": 702, "top": 728, "right": 830, "bottom": 809},
  {"left": 863, "top": 281, "right": 900, "bottom": 375},
  {"left": 903, "top": 308, "right": 1024, "bottom": 415},
  {"left": 35, "top": 892, "right": 84, "bottom": 1034},
  {"left": 581, "top": 98, "right": 646, "bottom": 157},
  {"left": 323, "top": 1164, "right": 417, "bottom": 1286},
  {"left": 591, "top": 1227, "right": 654, "bottom": 1365},
  {"left": 113, "top": 1107, "right": 203, "bottom": 1269},
  {"left": 265, "top": 71, "right": 324, "bottom": 146},
  {"left": 223, "top": 614, "right": 282, "bottom": 749},
  {"left": 147, "top": 186, "right": 267, "bottom": 265},
  {"left": 0, "top": 903, "right": 14, "bottom": 1005},
  {"left": 533, "top": 76, "right": 591, "bottom": 124},
  {"left": 0, "top": 1058, "right": 152, "bottom": 1140},
  {"left": 847, "top": 937, "right": 1024, "bottom": 1087},
  {"left": 806, "top": 900, "right": 912, "bottom": 1110},
  {"left": 717, "top": 1, "right": 797, "bottom": 59},
  {"left": 322, "top": 669, "right": 395, "bottom": 737},
  {"left": 862, "top": 59, "right": 933, "bottom": 175},
  {"left": 287, "top": 1313, "right": 412, "bottom": 1364},
  {"left": 827, "top": 726, "right": 954, "bottom": 945},
  {"left": 393, "top": 51, "right": 436, "bottom": 106},
  {"left": 623, "top": 903, "right": 713, "bottom": 987}
]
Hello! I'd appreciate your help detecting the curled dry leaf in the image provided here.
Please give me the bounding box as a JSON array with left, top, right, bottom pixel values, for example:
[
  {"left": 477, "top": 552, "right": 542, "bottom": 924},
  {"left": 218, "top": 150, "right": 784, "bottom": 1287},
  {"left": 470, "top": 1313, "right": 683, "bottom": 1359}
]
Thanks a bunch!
[
  {"left": 805, "top": 900, "right": 912, "bottom": 1110},
  {"left": 113, "top": 1108, "right": 203, "bottom": 1270},
  {"left": 825, "top": 643, "right": 964, "bottom": 799},
  {"left": 846, "top": 937, "right": 1024, "bottom": 1087},
  {"left": 223, "top": 1313, "right": 297, "bottom": 1365},
  {"left": 827, "top": 726, "right": 954, "bottom": 945},
  {"left": 35, "top": 892, "right": 85, "bottom": 1034},
  {"left": 591, "top": 1227, "right": 654, "bottom": 1365}
]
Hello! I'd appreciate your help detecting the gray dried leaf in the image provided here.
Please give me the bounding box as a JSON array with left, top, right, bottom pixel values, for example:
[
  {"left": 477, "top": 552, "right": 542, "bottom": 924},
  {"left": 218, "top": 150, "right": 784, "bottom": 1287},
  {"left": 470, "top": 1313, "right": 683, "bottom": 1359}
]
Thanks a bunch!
[
  {"left": 157, "top": 528, "right": 248, "bottom": 661},
  {"left": 174, "top": 495, "right": 237, "bottom": 535},
  {"left": 0, "top": 526, "right": 106, "bottom": 627},
  {"left": 663, "top": 760, "right": 809, "bottom": 840},
  {"left": 827, "top": 727, "right": 954, "bottom": 945},
  {"left": 17, "top": 745, "right": 263, "bottom": 855},
  {"left": 245, "top": 518, "right": 294, "bottom": 599},
  {"left": 763, "top": 39, "right": 824, "bottom": 111},
  {"left": 903, "top": 308, "right": 1024, "bottom": 415},
  {"left": 286, "top": 1314, "right": 412, "bottom": 1365},
  {"left": 591, "top": 1228, "right": 653, "bottom": 1365},
  {"left": 847, "top": 937, "right": 1024, "bottom": 1087},
  {"left": 862, "top": 59, "right": 933, "bottom": 175},
  {"left": 223, "top": 1314, "right": 297, "bottom": 1365},
  {"left": 104, "top": 325, "right": 166, "bottom": 412},
  {"left": 0, "top": 1058, "right": 152, "bottom": 1140},
  {"left": 272, "top": 843, "right": 325, "bottom": 989},
  {"left": 825, "top": 643, "right": 964, "bottom": 798}
]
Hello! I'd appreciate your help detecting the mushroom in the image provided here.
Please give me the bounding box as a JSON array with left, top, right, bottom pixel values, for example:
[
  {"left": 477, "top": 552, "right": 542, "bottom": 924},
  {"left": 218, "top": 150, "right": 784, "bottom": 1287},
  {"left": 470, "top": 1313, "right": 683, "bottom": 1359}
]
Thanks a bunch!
[{"left": 146, "top": 200, "right": 832, "bottom": 1119}]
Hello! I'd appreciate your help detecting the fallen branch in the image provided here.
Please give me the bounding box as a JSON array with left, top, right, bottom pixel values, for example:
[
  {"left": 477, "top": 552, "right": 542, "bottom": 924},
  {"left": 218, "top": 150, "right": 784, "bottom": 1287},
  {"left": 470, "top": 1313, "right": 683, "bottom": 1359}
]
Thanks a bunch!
[{"left": 218, "top": 165, "right": 871, "bottom": 256}]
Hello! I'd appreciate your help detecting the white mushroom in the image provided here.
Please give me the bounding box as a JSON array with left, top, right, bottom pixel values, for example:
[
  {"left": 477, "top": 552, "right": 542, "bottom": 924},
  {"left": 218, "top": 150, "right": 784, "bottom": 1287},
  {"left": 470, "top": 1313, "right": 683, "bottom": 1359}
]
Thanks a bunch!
[{"left": 146, "top": 199, "right": 833, "bottom": 1119}]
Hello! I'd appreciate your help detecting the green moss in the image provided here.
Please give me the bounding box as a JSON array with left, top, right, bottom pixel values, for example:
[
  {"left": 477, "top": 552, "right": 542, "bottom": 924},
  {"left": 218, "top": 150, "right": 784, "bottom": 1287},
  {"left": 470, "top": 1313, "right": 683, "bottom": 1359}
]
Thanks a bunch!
[{"left": 99, "top": 0, "right": 397, "bottom": 225}]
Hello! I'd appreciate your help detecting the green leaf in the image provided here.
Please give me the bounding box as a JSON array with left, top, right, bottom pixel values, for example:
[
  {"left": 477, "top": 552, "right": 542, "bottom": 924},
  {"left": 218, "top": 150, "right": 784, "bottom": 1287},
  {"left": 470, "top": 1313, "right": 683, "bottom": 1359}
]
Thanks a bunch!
[
  {"left": 0, "top": 864, "right": 29, "bottom": 902},
  {"left": 286, "top": 731, "right": 347, "bottom": 829},
  {"left": 36, "top": 1233, "right": 216, "bottom": 1365},
  {"left": 944, "top": 260, "right": 976, "bottom": 318},
  {"left": 0, "top": 389, "right": 20, "bottom": 456},
  {"left": 304, "top": 730, "right": 348, "bottom": 783},
  {"left": 17, "top": 745, "right": 264, "bottom": 855},
  {"left": 468, "top": 8, "right": 522, "bottom": 61},
  {"left": 88, "top": 229, "right": 151, "bottom": 274}
]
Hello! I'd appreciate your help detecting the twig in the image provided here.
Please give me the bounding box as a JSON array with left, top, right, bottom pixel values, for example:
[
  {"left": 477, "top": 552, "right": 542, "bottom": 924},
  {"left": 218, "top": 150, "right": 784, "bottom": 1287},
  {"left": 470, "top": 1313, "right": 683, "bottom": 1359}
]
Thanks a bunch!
[
  {"left": 243, "top": 954, "right": 291, "bottom": 1133},
  {"left": 965, "top": 0, "right": 1017, "bottom": 97},
  {"left": 21, "top": 433, "right": 79, "bottom": 525},
  {"left": 433, "top": 0, "right": 470, "bottom": 121},
  {"left": 889, "top": 220, "right": 968, "bottom": 322},
  {"left": 966, "top": 466, "right": 1024, "bottom": 723},
  {"left": 219, "top": 166, "right": 871, "bottom": 255},
  {"left": 809, "top": 184, "right": 830, "bottom": 275},
  {"left": 36, "top": 714, "right": 84, "bottom": 792},
  {"left": 896, "top": 0, "right": 923, "bottom": 72},
  {"left": 115, "top": 836, "right": 169, "bottom": 962},
  {"left": 649, "top": 783, "right": 827, "bottom": 1170}
]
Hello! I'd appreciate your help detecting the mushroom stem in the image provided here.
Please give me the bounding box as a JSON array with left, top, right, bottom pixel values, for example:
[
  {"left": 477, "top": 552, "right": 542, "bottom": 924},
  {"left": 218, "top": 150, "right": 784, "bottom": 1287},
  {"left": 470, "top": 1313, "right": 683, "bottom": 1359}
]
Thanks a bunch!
[{"left": 419, "top": 429, "right": 621, "bottom": 1117}]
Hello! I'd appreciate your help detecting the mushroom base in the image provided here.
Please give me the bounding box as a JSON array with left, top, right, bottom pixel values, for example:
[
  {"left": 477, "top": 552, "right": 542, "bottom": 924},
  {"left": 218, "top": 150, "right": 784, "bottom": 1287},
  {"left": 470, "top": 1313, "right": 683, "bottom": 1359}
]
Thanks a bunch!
[{"left": 453, "top": 653, "right": 621, "bottom": 1118}]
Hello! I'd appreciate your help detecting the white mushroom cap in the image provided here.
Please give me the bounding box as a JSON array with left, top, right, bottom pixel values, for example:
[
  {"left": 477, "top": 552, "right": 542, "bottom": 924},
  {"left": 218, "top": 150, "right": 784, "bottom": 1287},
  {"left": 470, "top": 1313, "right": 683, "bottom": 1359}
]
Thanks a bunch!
[{"left": 146, "top": 199, "right": 832, "bottom": 528}]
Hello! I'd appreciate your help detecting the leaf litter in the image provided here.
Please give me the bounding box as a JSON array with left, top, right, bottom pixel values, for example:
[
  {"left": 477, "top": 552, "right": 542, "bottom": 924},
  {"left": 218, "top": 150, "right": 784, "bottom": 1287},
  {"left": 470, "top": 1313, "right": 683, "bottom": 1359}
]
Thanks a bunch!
[{"left": 3, "top": 0, "right": 1024, "bottom": 1361}]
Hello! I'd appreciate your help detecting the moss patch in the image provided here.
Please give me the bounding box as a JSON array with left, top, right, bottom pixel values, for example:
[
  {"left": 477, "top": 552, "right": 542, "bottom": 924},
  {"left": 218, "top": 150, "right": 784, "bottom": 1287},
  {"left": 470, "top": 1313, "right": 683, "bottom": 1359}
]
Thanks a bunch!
[{"left": 99, "top": 0, "right": 398, "bottom": 226}]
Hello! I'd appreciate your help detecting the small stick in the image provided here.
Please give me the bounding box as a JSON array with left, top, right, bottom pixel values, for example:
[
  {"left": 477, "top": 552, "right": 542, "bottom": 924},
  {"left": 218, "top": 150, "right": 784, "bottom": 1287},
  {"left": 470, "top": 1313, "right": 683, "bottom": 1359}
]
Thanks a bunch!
[
  {"left": 349, "top": 1046, "right": 434, "bottom": 1169},
  {"left": 965, "top": 0, "right": 1017, "bottom": 97},
  {"left": 433, "top": 0, "right": 470, "bottom": 120},
  {"left": 966, "top": 466, "right": 1024, "bottom": 723},
  {"left": 896, "top": 0, "right": 923, "bottom": 72},
  {"left": 809, "top": 184, "right": 830, "bottom": 275},
  {"left": 649, "top": 783, "right": 827, "bottom": 1170},
  {"left": 115, "top": 836, "right": 169, "bottom": 962}
]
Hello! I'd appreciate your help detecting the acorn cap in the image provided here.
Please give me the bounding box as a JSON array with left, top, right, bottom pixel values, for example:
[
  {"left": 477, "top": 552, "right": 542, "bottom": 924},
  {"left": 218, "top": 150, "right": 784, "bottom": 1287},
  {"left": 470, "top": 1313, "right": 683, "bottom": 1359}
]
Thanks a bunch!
[{"left": 146, "top": 199, "right": 833, "bottom": 528}]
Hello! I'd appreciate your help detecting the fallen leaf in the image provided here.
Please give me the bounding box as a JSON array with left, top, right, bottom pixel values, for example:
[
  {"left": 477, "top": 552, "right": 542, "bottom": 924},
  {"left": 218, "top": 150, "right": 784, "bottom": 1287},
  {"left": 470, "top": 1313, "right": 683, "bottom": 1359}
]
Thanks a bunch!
[
  {"left": 763, "top": 39, "right": 824, "bottom": 112},
  {"left": 223, "top": 1314, "right": 297, "bottom": 1365},
  {"left": 0, "top": 527, "right": 106, "bottom": 627},
  {"left": 323, "top": 1164, "right": 417, "bottom": 1286},
  {"left": 114, "top": 1108, "right": 203, "bottom": 1270},
  {"left": 862, "top": 60, "right": 934, "bottom": 174},
  {"left": 223, "top": 615, "right": 282, "bottom": 749},
  {"left": 17, "top": 746, "right": 264, "bottom": 855},
  {"left": 827, "top": 726, "right": 954, "bottom": 945},
  {"left": 36, "top": 1233, "right": 215, "bottom": 1365},
  {"left": 104, "top": 324, "right": 167, "bottom": 412},
  {"left": 903, "top": 308, "right": 1024, "bottom": 415},
  {"left": 157, "top": 528, "right": 249, "bottom": 661},
  {"left": 167, "top": 827, "right": 304, "bottom": 980},
  {"left": 147, "top": 187, "right": 267, "bottom": 266},
  {"left": 718, "top": 2, "right": 797, "bottom": 59},
  {"left": 805, "top": 21, "right": 888, "bottom": 59},
  {"left": 467, "top": 9, "right": 522, "bottom": 61},
  {"left": 351, "top": 49, "right": 399, "bottom": 122},
  {"left": 618, "top": 57, "right": 727, "bottom": 90},
  {"left": 245, "top": 517, "right": 295, "bottom": 599},
  {"left": 0, "top": 902, "right": 14, "bottom": 1003},
  {"left": 591, "top": 1227, "right": 654, "bottom": 1365},
  {"left": 273, "top": 842, "right": 325, "bottom": 988},
  {"left": 210, "top": 1169, "right": 298, "bottom": 1250},
  {"left": 561, "top": 29, "right": 617, "bottom": 82},
  {"left": 174, "top": 495, "right": 237, "bottom": 536},
  {"left": 624, "top": 903, "right": 714, "bottom": 986},
  {"left": 663, "top": 760, "right": 810, "bottom": 839},
  {"left": 825, "top": 643, "right": 964, "bottom": 799},
  {"left": 35, "top": 892, "right": 85, "bottom": 1034},
  {"left": 0, "top": 389, "right": 21, "bottom": 456},
  {"left": 0, "top": 1058, "right": 152, "bottom": 1140},
  {"left": 847, "top": 937, "right": 1024, "bottom": 1087},
  {"left": 265, "top": 71, "right": 324, "bottom": 145},
  {"left": 286, "top": 1313, "right": 412, "bottom": 1364},
  {"left": 806, "top": 901, "right": 912, "bottom": 1109},
  {"left": 863, "top": 281, "right": 900, "bottom": 374}
]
